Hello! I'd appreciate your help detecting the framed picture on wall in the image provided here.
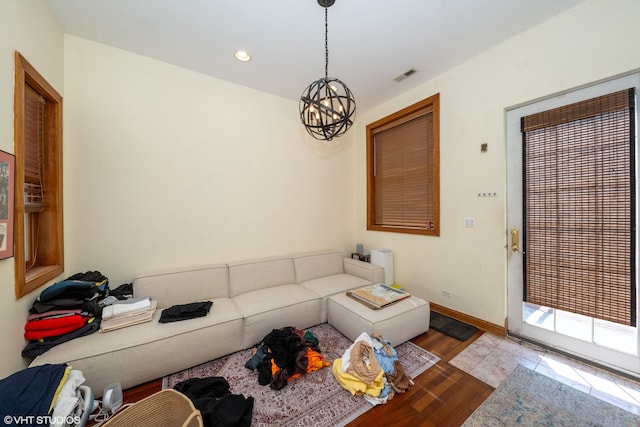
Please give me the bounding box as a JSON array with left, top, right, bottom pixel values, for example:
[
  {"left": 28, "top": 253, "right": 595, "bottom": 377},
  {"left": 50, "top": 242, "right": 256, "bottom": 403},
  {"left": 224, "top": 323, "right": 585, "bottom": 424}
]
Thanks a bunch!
[{"left": 0, "top": 150, "right": 15, "bottom": 260}]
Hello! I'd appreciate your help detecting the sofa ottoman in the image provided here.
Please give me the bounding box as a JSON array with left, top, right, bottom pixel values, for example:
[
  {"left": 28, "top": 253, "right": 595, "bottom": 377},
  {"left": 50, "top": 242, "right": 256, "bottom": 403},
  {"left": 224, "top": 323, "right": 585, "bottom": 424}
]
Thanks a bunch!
[{"left": 327, "top": 292, "right": 430, "bottom": 346}]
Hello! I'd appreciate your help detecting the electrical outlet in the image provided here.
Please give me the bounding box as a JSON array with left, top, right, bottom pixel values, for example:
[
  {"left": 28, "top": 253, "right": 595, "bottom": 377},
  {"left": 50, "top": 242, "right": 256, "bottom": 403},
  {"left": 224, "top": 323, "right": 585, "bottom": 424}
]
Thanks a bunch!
[
  {"left": 441, "top": 289, "right": 451, "bottom": 298},
  {"left": 464, "top": 217, "right": 475, "bottom": 227}
]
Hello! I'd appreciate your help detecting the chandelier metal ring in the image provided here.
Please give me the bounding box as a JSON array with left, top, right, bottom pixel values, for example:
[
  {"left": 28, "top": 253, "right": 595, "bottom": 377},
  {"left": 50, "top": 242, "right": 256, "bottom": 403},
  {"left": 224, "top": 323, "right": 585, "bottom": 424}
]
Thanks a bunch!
[{"left": 299, "top": 0, "right": 356, "bottom": 141}]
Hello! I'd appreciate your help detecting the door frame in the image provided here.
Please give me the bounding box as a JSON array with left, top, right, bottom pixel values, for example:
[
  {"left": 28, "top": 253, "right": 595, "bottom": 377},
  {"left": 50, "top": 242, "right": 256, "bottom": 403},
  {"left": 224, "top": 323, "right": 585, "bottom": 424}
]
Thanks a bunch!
[{"left": 506, "top": 72, "right": 640, "bottom": 376}]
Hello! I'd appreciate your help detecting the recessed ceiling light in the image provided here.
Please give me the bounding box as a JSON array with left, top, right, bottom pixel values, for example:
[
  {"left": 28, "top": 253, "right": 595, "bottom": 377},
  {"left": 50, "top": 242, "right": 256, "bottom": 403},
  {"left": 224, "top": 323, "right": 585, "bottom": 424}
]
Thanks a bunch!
[{"left": 234, "top": 50, "right": 251, "bottom": 62}]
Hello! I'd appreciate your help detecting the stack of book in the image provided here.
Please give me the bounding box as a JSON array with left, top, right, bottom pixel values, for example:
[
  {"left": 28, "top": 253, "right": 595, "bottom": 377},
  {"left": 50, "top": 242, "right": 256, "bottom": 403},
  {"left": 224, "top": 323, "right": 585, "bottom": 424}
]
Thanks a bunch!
[
  {"left": 100, "top": 297, "right": 157, "bottom": 332},
  {"left": 346, "top": 283, "right": 411, "bottom": 309}
]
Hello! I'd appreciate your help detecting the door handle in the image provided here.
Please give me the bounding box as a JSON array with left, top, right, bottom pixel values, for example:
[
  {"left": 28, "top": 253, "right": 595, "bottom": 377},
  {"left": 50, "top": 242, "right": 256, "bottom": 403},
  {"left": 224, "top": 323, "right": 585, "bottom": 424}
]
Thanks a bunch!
[{"left": 511, "top": 228, "right": 520, "bottom": 253}]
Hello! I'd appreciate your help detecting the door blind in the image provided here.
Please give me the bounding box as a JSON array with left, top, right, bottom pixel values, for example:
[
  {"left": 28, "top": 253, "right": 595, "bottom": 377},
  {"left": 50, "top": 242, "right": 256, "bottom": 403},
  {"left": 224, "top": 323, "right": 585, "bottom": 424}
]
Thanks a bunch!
[{"left": 522, "top": 88, "right": 636, "bottom": 327}]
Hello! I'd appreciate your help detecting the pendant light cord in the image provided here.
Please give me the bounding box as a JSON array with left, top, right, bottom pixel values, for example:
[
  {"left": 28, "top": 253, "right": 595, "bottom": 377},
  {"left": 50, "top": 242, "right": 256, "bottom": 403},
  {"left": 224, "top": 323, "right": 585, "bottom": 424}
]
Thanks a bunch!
[{"left": 324, "top": 7, "right": 329, "bottom": 80}]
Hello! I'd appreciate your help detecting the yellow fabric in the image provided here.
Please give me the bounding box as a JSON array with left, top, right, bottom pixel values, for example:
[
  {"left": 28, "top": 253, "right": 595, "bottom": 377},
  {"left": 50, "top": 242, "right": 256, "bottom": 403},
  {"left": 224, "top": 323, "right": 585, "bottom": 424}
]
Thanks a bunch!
[
  {"left": 331, "top": 358, "right": 384, "bottom": 397},
  {"left": 49, "top": 366, "right": 71, "bottom": 413}
]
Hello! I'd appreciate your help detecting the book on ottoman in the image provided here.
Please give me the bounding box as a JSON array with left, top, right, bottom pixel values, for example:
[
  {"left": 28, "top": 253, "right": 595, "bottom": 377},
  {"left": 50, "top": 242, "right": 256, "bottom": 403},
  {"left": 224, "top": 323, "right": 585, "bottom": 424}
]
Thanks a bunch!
[{"left": 346, "top": 284, "right": 411, "bottom": 309}]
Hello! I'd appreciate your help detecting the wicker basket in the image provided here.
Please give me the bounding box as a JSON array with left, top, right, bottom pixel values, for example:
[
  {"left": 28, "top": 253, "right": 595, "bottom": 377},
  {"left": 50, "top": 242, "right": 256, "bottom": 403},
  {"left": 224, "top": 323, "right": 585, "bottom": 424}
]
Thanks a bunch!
[{"left": 101, "top": 389, "right": 203, "bottom": 427}]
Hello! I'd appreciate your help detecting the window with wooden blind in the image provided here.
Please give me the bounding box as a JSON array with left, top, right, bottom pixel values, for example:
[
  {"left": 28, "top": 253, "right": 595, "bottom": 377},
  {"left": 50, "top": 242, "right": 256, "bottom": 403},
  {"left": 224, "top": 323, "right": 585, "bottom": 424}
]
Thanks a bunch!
[
  {"left": 14, "top": 51, "right": 64, "bottom": 298},
  {"left": 366, "top": 94, "right": 440, "bottom": 236},
  {"left": 24, "top": 85, "right": 46, "bottom": 212},
  {"left": 522, "top": 88, "right": 635, "bottom": 327}
]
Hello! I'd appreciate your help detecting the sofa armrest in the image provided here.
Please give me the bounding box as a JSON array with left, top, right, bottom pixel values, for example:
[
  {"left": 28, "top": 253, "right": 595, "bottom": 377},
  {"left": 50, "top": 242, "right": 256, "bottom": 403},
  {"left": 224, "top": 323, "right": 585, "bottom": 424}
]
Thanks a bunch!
[{"left": 343, "top": 258, "right": 385, "bottom": 283}]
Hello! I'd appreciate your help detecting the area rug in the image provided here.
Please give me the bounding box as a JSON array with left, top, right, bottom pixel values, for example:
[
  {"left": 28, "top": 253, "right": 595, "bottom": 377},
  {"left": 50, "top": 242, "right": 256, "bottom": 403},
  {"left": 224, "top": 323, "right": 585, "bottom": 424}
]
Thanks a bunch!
[
  {"left": 429, "top": 311, "right": 478, "bottom": 341},
  {"left": 163, "top": 323, "right": 440, "bottom": 426},
  {"left": 463, "top": 364, "right": 640, "bottom": 426}
]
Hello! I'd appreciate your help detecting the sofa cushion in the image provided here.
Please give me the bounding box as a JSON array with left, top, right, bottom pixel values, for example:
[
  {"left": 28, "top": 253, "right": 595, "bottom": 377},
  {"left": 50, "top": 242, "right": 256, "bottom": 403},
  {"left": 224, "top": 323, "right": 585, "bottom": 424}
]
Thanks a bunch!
[
  {"left": 232, "top": 284, "right": 322, "bottom": 348},
  {"left": 299, "top": 274, "right": 371, "bottom": 298},
  {"left": 133, "top": 265, "right": 230, "bottom": 308},
  {"left": 299, "top": 274, "right": 371, "bottom": 323},
  {"left": 228, "top": 257, "right": 296, "bottom": 297},
  {"left": 293, "top": 251, "right": 344, "bottom": 284}
]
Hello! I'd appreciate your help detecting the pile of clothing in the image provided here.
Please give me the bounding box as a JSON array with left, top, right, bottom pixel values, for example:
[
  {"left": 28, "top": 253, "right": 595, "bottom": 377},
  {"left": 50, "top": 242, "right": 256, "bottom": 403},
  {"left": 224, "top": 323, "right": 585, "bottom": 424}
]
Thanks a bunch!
[
  {"left": 245, "top": 326, "right": 330, "bottom": 390},
  {"left": 173, "top": 376, "right": 253, "bottom": 427},
  {"left": 0, "top": 363, "right": 92, "bottom": 427},
  {"left": 331, "top": 332, "right": 413, "bottom": 405},
  {"left": 22, "top": 271, "right": 109, "bottom": 358}
]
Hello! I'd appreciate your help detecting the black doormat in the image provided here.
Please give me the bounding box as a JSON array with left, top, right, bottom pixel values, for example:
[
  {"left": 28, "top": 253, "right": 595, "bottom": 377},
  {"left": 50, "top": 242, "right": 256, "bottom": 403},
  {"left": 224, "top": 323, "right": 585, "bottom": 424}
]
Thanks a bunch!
[{"left": 429, "top": 311, "right": 478, "bottom": 341}]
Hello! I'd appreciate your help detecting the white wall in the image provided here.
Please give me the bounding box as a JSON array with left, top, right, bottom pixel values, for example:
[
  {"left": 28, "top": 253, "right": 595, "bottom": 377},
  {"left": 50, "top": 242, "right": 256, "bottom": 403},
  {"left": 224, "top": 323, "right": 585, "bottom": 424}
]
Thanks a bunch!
[
  {"left": 355, "top": 0, "right": 640, "bottom": 326},
  {"left": 0, "top": 0, "right": 64, "bottom": 378},
  {"left": 63, "top": 35, "right": 357, "bottom": 287}
]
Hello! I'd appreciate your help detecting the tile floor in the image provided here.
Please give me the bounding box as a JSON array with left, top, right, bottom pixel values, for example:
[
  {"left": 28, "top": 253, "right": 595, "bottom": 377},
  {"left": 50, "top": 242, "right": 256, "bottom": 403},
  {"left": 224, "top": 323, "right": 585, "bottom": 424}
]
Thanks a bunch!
[{"left": 450, "top": 332, "right": 640, "bottom": 416}]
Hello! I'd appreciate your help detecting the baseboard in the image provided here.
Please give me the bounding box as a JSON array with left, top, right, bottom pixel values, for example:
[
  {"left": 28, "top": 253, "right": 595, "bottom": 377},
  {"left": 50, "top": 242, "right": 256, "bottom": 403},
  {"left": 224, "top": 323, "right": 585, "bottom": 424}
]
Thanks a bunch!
[{"left": 429, "top": 302, "right": 506, "bottom": 337}]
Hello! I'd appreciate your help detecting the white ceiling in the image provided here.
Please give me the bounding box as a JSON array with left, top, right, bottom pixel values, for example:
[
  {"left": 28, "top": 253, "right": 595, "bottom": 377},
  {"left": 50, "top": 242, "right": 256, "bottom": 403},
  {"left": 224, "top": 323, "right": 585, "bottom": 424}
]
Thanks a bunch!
[{"left": 43, "top": 0, "right": 586, "bottom": 114}]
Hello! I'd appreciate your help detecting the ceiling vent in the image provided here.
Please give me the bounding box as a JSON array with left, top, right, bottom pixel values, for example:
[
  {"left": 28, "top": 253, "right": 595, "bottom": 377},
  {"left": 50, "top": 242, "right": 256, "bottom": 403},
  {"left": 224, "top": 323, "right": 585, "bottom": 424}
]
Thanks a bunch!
[{"left": 393, "top": 68, "right": 417, "bottom": 83}]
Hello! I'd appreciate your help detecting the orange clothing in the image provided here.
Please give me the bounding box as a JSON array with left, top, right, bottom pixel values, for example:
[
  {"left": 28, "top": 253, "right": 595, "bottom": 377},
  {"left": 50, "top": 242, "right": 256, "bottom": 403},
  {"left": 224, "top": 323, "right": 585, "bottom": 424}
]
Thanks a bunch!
[
  {"left": 270, "top": 348, "right": 330, "bottom": 381},
  {"left": 306, "top": 348, "right": 330, "bottom": 372}
]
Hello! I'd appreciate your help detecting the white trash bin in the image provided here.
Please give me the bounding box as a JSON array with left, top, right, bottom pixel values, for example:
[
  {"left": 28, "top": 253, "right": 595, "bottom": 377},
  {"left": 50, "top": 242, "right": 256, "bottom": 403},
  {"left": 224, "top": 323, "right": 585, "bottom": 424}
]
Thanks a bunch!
[{"left": 371, "top": 249, "right": 394, "bottom": 285}]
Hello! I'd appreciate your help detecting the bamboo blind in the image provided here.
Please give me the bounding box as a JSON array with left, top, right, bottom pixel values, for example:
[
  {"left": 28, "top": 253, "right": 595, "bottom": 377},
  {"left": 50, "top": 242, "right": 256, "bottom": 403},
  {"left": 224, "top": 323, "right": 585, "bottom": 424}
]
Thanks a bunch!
[
  {"left": 374, "top": 113, "right": 434, "bottom": 228},
  {"left": 522, "top": 88, "right": 636, "bottom": 326}
]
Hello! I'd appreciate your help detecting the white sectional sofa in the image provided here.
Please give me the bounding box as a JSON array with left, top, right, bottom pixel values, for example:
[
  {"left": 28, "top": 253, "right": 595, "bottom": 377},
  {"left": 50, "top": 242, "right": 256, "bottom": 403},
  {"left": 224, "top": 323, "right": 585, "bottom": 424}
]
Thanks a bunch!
[{"left": 28, "top": 250, "right": 430, "bottom": 396}]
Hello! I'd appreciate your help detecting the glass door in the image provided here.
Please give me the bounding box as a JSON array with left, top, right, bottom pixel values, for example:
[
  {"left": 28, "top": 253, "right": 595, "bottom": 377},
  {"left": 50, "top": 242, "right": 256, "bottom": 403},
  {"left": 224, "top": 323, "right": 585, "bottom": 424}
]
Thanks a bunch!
[{"left": 506, "top": 73, "right": 640, "bottom": 377}]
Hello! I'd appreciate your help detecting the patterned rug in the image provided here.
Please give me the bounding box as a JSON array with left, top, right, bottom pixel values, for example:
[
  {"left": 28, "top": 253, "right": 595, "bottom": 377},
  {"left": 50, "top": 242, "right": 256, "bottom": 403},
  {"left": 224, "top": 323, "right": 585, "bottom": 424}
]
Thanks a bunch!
[
  {"left": 163, "top": 323, "right": 439, "bottom": 426},
  {"left": 463, "top": 364, "right": 640, "bottom": 426}
]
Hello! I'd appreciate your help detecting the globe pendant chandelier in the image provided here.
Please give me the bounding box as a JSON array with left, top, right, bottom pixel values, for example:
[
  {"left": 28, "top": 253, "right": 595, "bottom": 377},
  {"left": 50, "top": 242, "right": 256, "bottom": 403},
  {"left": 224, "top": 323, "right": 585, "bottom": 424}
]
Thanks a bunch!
[{"left": 299, "top": 0, "right": 356, "bottom": 141}]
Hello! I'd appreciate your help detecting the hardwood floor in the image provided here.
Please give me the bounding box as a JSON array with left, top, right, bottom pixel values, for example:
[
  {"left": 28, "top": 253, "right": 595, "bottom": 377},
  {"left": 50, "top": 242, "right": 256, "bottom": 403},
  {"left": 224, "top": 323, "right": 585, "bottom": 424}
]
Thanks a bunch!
[
  {"left": 347, "top": 329, "right": 494, "bottom": 426},
  {"left": 118, "top": 328, "right": 494, "bottom": 426}
]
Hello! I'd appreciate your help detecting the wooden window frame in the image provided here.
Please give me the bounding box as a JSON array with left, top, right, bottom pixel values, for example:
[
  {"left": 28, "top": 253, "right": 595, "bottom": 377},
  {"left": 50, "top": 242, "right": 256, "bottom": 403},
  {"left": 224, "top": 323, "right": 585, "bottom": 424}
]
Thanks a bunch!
[
  {"left": 14, "top": 52, "right": 64, "bottom": 298},
  {"left": 366, "top": 93, "right": 440, "bottom": 236}
]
